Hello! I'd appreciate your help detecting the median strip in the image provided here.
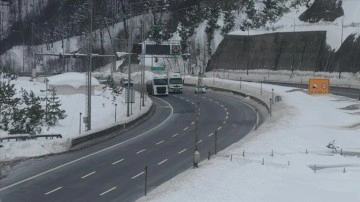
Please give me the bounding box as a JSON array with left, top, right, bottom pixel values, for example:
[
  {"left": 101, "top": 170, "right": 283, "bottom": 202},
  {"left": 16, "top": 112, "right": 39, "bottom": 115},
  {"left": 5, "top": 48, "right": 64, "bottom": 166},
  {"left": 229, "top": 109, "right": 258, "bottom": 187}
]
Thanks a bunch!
[
  {"left": 100, "top": 187, "right": 117, "bottom": 196},
  {"left": 45, "top": 187, "right": 62, "bottom": 195},
  {"left": 81, "top": 171, "right": 96, "bottom": 179}
]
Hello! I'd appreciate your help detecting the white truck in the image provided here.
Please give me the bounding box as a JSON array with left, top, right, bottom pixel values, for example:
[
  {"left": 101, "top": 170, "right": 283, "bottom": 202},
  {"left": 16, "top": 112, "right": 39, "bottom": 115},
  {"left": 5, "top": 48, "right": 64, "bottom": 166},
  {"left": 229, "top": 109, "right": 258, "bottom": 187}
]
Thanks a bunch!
[
  {"left": 146, "top": 74, "right": 169, "bottom": 96},
  {"left": 168, "top": 72, "right": 183, "bottom": 93}
]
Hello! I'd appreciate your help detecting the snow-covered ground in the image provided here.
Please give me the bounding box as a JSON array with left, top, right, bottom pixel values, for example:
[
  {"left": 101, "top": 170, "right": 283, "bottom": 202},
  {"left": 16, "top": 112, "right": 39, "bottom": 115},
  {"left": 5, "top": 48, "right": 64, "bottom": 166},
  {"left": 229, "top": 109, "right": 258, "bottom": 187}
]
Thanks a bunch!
[
  {"left": 137, "top": 75, "right": 360, "bottom": 202},
  {"left": 0, "top": 72, "right": 153, "bottom": 162}
]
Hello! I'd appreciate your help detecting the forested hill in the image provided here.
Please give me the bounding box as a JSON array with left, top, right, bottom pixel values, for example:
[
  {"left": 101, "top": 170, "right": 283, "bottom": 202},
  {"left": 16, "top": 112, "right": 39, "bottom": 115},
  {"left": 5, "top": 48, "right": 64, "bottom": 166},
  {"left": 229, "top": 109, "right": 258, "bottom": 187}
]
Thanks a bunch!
[{"left": 1, "top": 0, "right": 352, "bottom": 73}]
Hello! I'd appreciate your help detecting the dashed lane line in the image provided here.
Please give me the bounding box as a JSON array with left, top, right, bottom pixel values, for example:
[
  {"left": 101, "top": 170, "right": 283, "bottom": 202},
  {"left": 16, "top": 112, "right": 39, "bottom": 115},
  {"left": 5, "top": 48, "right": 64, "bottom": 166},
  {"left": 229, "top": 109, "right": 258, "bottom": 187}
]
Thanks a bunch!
[
  {"left": 208, "top": 133, "right": 214, "bottom": 137},
  {"left": 183, "top": 127, "right": 189, "bottom": 131},
  {"left": 172, "top": 133, "right": 179, "bottom": 138},
  {"left": 218, "top": 126, "right": 222, "bottom": 130},
  {"left": 131, "top": 172, "right": 144, "bottom": 179},
  {"left": 178, "top": 149, "right": 187, "bottom": 154},
  {"left": 44, "top": 187, "right": 62, "bottom": 195},
  {"left": 81, "top": 171, "right": 96, "bottom": 179},
  {"left": 112, "top": 159, "right": 124, "bottom": 165},
  {"left": 136, "top": 149, "right": 146, "bottom": 154},
  {"left": 99, "top": 187, "right": 117, "bottom": 196},
  {"left": 156, "top": 140, "right": 164, "bottom": 145},
  {"left": 157, "top": 159, "right": 168, "bottom": 165}
]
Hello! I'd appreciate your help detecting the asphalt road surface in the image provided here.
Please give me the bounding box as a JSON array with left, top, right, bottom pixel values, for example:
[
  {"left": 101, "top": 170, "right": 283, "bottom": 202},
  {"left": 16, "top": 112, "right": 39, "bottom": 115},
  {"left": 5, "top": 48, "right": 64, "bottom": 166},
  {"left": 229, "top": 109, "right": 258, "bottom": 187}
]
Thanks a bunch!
[{"left": 0, "top": 88, "right": 256, "bottom": 202}]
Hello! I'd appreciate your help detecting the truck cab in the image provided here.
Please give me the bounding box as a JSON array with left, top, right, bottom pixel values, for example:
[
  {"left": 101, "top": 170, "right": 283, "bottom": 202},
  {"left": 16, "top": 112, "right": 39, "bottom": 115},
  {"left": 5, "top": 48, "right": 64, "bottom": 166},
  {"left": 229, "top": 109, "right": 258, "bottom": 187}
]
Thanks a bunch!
[
  {"left": 146, "top": 74, "right": 169, "bottom": 96},
  {"left": 168, "top": 72, "right": 183, "bottom": 93}
]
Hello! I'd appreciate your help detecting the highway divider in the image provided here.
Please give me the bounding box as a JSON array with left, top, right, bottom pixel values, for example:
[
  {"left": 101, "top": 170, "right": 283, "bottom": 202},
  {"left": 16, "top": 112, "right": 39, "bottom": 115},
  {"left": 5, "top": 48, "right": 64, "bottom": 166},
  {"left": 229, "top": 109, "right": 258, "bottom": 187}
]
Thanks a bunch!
[{"left": 70, "top": 103, "right": 155, "bottom": 150}]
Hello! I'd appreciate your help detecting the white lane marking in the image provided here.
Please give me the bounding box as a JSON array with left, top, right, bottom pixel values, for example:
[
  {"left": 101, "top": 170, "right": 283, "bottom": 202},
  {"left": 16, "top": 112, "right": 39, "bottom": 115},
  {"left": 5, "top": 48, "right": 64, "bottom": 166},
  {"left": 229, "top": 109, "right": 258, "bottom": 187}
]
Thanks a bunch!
[
  {"left": 218, "top": 126, "right": 222, "bottom": 130},
  {"left": 183, "top": 127, "right": 189, "bottom": 131},
  {"left": 112, "top": 159, "right": 124, "bottom": 165},
  {"left": 225, "top": 108, "right": 228, "bottom": 111},
  {"left": 157, "top": 159, "right": 168, "bottom": 165},
  {"left": 172, "top": 133, "right": 179, "bottom": 138},
  {"left": 178, "top": 149, "right": 187, "bottom": 154},
  {"left": 209, "top": 133, "right": 214, "bottom": 137},
  {"left": 191, "top": 102, "right": 195, "bottom": 105},
  {"left": 44, "top": 187, "right": 62, "bottom": 195},
  {"left": 191, "top": 121, "right": 195, "bottom": 125},
  {"left": 198, "top": 139, "right": 203, "bottom": 144},
  {"left": 215, "top": 101, "right": 219, "bottom": 104},
  {"left": 186, "top": 99, "right": 190, "bottom": 102},
  {"left": 225, "top": 116, "right": 228, "bottom": 119},
  {"left": 81, "top": 171, "right": 96, "bottom": 179},
  {"left": 223, "top": 121, "right": 226, "bottom": 124},
  {"left": 136, "top": 149, "right": 146, "bottom": 154},
  {"left": 0, "top": 98, "right": 174, "bottom": 192},
  {"left": 131, "top": 172, "right": 144, "bottom": 179},
  {"left": 221, "top": 105, "right": 224, "bottom": 108},
  {"left": 156, "top": 140, "right": 164, "bottom": 145},
  {"left": 100, "top": 187, "right": 117, "bottom": 196},
  {"left": 226, "top": 112, "right": 229, "bottom": 115}
]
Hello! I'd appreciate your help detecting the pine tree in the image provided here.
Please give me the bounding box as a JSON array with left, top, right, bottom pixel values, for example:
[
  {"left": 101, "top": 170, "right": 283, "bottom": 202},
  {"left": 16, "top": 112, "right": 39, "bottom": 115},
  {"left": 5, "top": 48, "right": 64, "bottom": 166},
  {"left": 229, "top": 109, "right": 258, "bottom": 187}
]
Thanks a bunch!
[
  {"left": 205, "top": 6, "right": 220, "bottom": 55},
  {"left": 0, "top": 79, "right": 21, "bottom": 132},
  {"left": 46, "top": 87, "right": 67, "bottom": 126},
  {"left": 221, "top": 11, "right": 235, "bottom": 36}
]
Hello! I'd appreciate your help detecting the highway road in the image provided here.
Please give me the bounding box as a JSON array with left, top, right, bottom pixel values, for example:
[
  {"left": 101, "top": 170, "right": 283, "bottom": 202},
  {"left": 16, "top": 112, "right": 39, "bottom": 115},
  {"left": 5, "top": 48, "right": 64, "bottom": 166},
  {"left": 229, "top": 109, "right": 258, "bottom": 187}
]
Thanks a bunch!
[{"left": 0, "top": 88, "right": 257, "bottom": 202}]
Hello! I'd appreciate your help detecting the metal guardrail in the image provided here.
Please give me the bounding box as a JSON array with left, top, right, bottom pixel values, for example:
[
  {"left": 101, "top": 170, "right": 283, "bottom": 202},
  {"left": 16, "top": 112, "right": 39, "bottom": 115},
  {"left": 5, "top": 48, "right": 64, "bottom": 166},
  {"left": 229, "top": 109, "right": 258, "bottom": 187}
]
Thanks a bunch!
[
  {"left": 71, "top": 103, "right": 155, "bottom": 149},
  {"left": 184, "top": 83, "right": 270, "bottom": 113},
  {"left": 0, "top": 134, "right": 62, "bottom": 142}
]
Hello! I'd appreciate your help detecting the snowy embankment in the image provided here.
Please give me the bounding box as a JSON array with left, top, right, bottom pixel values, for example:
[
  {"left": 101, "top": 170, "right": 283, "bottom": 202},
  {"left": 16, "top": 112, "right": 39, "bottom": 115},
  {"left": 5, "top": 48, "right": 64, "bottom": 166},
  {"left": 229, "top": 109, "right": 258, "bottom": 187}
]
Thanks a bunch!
[
  {"left": 138, "top": 75, "right": 360, "bottom": 202},
  {"left": 0, "top": 73, "right": 152, "bottom": 162}
]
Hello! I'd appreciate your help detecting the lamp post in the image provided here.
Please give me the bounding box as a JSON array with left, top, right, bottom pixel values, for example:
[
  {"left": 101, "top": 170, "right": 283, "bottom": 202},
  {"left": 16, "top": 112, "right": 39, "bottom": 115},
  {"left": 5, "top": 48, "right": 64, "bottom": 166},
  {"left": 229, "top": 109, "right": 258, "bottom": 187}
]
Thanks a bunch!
[
  {"left": 79, "top": 112, "right": 82, "bottom": 134},
  {"left": 115, "top": 103, "right": 117, "bottom": 122}
]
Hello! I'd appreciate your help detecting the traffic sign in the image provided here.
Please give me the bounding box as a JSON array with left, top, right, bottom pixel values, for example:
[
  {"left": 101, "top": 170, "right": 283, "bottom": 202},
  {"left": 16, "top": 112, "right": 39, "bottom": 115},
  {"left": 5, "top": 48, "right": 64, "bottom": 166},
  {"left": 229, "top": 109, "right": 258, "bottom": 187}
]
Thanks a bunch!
[
  {"left": 171, "top": 44, "right": 181, "bottom": 55},
  {"left": 151, "top": 66, "right": 166, "bottom": 71}
]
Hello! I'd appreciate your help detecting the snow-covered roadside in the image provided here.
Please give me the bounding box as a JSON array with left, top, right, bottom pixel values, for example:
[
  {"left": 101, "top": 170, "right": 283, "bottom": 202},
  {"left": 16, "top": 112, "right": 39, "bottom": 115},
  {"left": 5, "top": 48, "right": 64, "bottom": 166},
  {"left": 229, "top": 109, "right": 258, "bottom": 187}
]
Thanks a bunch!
[
  {"left": 0, "top": 73, "right": 153, "bottom": 162},
  {"left": 138, "top": 76, "right": 360, "bottom": 202},
  {"left": 207, "top": 69, "right": 360, "bottom": 89}
]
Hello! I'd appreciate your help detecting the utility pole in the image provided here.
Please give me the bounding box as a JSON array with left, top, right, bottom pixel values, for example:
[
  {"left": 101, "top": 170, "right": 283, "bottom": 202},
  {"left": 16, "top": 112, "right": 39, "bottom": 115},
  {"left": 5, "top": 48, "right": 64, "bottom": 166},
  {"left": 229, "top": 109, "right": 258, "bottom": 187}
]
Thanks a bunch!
[{"left": 87, "top": 0, "right": 93, "bottom": 130}]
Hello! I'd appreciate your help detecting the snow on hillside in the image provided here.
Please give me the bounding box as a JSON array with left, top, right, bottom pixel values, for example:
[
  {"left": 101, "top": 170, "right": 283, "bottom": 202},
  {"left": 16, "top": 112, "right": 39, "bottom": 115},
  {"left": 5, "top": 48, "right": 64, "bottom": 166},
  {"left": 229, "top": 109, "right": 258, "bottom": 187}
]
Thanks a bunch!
[{"left": 229, "top": 0, "right": 360, "bottom": 51}]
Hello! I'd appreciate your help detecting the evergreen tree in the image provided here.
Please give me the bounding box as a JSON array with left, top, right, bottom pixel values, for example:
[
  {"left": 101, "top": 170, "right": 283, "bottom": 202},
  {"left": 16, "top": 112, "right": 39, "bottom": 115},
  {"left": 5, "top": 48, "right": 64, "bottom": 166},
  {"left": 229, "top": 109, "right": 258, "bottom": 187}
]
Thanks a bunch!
[
  {"left": 25, "top": 90, "right": 44, "bottom": 134},
  {"left": 205, "top": 6, "right": 221, "bottom": 55},
  {"left": 46, "top": 87, "right": 67, "bottom": 126},
  {"left": 0, "top": 79, "right": 20, "bottom": 132},
  {"left": 221, "top": 11, "right": 235, "bottom": 36}
]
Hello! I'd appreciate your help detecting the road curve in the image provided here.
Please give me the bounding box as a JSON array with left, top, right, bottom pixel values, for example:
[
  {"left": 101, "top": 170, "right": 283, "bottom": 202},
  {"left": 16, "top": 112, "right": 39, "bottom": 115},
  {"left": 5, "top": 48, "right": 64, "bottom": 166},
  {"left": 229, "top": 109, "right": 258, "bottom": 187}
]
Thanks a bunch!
[{"left": 0, "top": 88, "right": 257, "bottom": 202}]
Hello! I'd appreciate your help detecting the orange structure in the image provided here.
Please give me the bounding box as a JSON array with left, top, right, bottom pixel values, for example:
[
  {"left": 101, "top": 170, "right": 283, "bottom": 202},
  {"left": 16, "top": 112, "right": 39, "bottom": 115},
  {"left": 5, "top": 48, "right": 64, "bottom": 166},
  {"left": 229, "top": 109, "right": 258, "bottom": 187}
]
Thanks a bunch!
[{"left": 308, "top": 78, "right": 330, "bottom": 94}]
